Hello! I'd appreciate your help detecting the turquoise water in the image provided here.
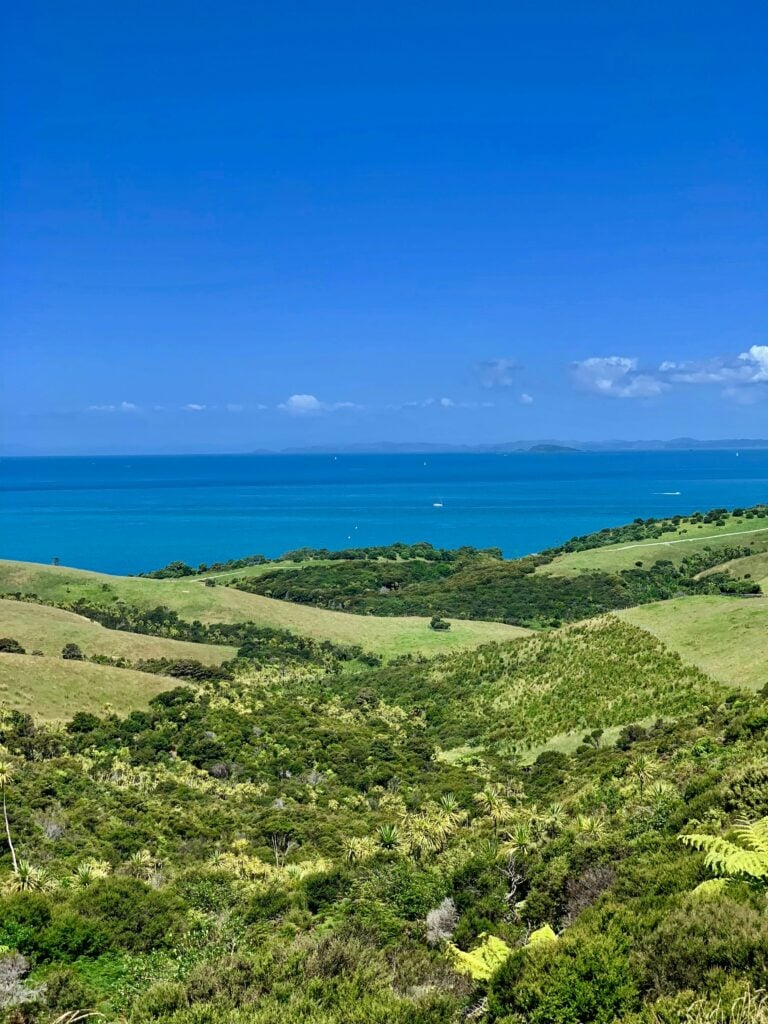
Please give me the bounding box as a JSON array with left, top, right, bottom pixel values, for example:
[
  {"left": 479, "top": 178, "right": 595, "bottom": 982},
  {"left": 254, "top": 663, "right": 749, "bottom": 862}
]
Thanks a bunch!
[{"left": 1, "top": 451, "right": 767, "bottom": 574}]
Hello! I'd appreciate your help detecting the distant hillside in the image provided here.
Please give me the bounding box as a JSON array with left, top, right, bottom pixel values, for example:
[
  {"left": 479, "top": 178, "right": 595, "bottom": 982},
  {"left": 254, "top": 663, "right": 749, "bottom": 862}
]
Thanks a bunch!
[{"left": 278, "top": 437, "right": 768, "bottom": 454}]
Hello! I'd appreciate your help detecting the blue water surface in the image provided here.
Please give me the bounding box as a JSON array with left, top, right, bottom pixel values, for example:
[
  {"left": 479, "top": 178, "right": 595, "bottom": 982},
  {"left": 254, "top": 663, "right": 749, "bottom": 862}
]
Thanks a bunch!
[{"left": 1, "top": 451, "right": 767, "bottom": 574}]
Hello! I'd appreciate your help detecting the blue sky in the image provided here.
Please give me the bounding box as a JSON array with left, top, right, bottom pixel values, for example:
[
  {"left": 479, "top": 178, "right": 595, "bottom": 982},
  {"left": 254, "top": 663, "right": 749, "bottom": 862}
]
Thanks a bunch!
[{"left": 2, "top": 0, "right": 766, "bottom": 454}]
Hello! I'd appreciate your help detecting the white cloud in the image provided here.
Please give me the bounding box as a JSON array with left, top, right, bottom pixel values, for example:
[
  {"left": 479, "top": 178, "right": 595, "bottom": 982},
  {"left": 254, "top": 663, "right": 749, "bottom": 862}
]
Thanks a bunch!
[
  {"left": 657, "top": 346, "right": 768, "bottom": 400},
  {"left": 742, "top": 345, "right": 768, "bottom": 382},
  {"left": 476, "top": 358, "right": 519, "bottom": 389},
  {"left": 277, "top": 394, "right": 360, "bottom": 416},
  {"left": 572, "top": 357, "right": 668, "bottom": 399},
  {"left": 520, "top": 393, "right": 534, "bottom": 405},
  {"left": 87, "top": 401, "right": 140, "bottom": 413},
  {"left": 183, "top": 403, "right": 206, "bottom": 412}
]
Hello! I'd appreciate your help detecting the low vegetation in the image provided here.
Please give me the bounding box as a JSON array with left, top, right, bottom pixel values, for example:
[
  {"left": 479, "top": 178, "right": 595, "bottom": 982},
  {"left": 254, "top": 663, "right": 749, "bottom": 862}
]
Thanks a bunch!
[{"left": 1, "top": 502, "right": 768, "bottom": 1022}]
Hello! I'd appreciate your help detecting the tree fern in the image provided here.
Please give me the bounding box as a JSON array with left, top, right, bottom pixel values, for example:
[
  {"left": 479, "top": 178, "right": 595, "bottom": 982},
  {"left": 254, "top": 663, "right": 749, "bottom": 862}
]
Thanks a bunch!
[{"left": 681, "top": 816, "right": 768, "bottom": 881}]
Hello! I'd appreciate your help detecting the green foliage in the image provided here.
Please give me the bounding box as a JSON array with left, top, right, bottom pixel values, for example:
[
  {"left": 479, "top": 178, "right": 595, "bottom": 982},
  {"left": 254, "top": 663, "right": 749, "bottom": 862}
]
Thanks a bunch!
[
  {"left": 489, "top": 930, "right": 639, "bottom": 1023},
  {"left": 0, "top": 637, "right": 25, "bottom": 654},
  {"left": 3, "top": 507, "right": 768, "bottom": 1021},
  {"left": 448, "top": 933, "right": 512, "bottom": 980},
  {"left": 681, "top": 817, "right": 768, "bottom": 881}
]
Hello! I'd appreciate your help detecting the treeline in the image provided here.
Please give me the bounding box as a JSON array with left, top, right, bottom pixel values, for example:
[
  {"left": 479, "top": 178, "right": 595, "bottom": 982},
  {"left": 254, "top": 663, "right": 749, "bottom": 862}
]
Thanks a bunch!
[
  {"left": 1, "top": 593, "right": 378, "bottom": 669},
  {"left": 139, "top": 541, "right": 502, "bottom": 578},
  {"left": 545, "top": 503, "right": 768, "bottom": 556},
  {"left": 227, "top": 546, "right": 760, "bottom": 627}
]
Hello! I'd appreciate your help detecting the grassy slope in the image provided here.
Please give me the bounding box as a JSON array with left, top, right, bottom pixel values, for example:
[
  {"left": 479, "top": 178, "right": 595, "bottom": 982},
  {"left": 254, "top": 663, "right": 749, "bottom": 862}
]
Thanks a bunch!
[
  {"left": 0, "top": 599, "right": 236, "bottom": 663},
  {"left": 195, "top": 559, "right": 334, "bottom": 581},
  {"left": 697, "top": 550, "right": 768, "bottom": 589},
  {"left": 0, "top": 653, "right": 174, "bottom": 720},
  {"left": 618, "top": 596, "right": 768, "bottom": 690},
  {"left": 541, "top": 515, "right": 768, "bottom": 577},
  {"left": 0, "top": 560, "right": 528, "bottom": 657}
]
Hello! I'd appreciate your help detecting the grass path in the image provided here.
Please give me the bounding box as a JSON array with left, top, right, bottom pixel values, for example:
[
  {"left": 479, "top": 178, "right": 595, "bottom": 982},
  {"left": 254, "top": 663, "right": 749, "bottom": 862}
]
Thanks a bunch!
[
  {"left": 542, "top": 516, "right": 768, "bottom": 577},
  {"left": 609, "top": 525, "right": 768, "bottom": 552}
]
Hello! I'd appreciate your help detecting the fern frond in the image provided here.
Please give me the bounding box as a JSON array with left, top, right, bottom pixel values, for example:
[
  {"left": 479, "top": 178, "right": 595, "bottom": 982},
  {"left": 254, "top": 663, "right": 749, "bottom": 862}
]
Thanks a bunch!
[
  {"left": 737, "top": 816, "right": 768, "bottom": 856},
  {"left": 685, "top": 833, "right": 768, "bottom": 879}
]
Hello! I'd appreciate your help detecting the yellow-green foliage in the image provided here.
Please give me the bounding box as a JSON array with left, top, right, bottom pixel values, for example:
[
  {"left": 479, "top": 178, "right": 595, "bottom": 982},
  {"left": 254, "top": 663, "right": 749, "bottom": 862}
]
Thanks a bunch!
[
  {"left": 448, "top": 933, "right": 512, "bottom": 980},
  {"left": 691, "top": 878, "right": 729, "bottom": 899},
  {"left": 526, "top": 923, "right": 558, "bottom": 946},
  {"left": 682, "top": 817, "right": 768, "bottom": 881}
]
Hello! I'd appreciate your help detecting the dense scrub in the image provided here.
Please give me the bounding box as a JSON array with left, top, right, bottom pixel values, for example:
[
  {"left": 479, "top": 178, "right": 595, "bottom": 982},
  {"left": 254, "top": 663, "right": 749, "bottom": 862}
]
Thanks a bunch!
[
  {"left": 140, "top": 542, "right": 502, "bottom": 578},
  {"left": 228, "top": 546, "right": 760, "bottom": 626},
  {"left": 324, "top": 616, "right": 726, "bottom": 753},
  {"left": 3, "top": 506, "right": 768, "bottom": 1022},
  {"left": 2, "top": 641, "right": 768, "bottom": 1022}
]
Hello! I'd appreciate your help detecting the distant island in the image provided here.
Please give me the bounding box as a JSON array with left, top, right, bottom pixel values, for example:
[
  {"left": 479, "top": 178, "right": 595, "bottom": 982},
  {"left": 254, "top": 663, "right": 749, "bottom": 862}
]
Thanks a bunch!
[
  {"left": 525, "top": 443, "right": 582, "bottom": 454},
  {"left": 277, "top": 437, "right": 768, "bottom": 455}
]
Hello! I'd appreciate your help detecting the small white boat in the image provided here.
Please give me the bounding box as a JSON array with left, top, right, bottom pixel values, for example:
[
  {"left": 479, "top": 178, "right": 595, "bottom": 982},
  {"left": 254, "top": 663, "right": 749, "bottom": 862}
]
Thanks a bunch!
[{"left": 432, "top": 501, "right": 444, "bottom": 508}]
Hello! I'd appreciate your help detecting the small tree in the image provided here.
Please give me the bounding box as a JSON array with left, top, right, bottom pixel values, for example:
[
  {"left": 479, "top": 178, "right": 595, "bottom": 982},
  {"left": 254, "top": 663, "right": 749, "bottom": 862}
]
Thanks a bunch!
[
  {"left": 62, "top": 643, "right": 84, "bottom": 661},
  {"left": 429, "top": 616, "right": 451, "bottom": 631}
]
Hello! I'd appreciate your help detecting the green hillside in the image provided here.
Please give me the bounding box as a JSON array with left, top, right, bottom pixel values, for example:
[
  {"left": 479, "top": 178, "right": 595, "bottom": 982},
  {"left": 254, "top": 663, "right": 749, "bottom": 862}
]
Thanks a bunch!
[
  {"left": 3, "top": 506, "right": 768, "bottom": 1023},
  {"left": 619, "top": 595, "right": 768, "bottom": 689},
  {"left": 0, "top": 559, "right": 529, "bottom": 657},
  {"left": 0, "top": 599, "right": 236, "bottom": 664},
  {"left": 0, "top": 652, "right": 175, "bottom": 720},
  {"left": 328, "top": 615, "right": 726, "bottom": 756},
  {"left": 541, "top": 514, "right": 768, "bottom": 576}
]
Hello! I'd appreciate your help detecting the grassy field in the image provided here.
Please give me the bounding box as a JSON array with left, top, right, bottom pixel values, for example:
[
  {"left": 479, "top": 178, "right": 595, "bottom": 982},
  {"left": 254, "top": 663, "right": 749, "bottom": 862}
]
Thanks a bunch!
[
  {"left": 0, "top": 560, "right": 529, "bottom": 657},
  {"left": 194, "top": 559, "right": 333, "bottom": 581},
  {"left": 618, "top": 595, "right": 768, "bottom": 690},
  {"left": 697, "top": 550, "right": 768, "bottom": 589},
  {"left": 541, "top": 515, "right": 768, "bottom": 577},
  {"left": 0, "top": 652, "right": 175, "bottom": 720},
  {"left": 0, "top": 599, "right": 236, "bottom": 663}
]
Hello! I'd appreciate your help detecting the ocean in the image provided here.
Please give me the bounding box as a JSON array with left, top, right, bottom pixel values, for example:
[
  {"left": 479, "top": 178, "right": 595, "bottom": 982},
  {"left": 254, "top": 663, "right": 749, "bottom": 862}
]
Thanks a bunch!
[{"left": 1, "top": 450, "right": 767, "bottom": 575}]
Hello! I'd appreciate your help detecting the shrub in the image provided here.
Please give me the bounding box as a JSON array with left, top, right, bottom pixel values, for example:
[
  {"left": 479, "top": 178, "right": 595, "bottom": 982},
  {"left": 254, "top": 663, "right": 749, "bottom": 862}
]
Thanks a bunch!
[
  {"left": 0, "top": 638, "right": 25, "bottom": 654},
  {"left": 642, "top": 895, "right": 768, "bottom": 995},
  {"left": 489, "top": 930, "right": 639, "bottom": 1023},
  {"left": 70, "top": 877, "right": 185, "bottom": 952}
]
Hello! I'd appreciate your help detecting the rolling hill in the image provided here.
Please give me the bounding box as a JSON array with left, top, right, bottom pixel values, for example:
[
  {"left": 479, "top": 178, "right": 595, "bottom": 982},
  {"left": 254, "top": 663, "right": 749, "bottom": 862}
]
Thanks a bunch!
[
  {"left": 0, "top": 652, "right": 175, "bottom": 720},
  {"left": 0, "top": 599, "right": 236, "bottom": 664},
  {"left": 0, "top": 559, "right": 529, "bottom": 658},
  {"left": 619, "top": 595, "right": 768, "bottom": 690}
]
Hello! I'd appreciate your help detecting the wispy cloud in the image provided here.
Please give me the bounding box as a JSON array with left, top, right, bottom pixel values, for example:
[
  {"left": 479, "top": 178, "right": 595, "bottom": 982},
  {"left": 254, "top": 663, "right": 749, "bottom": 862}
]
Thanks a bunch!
[
  {"left": 475, "top": 358, "right": 519, "bottom": 389},
  {"left": 572, "top": 357, "right": 669, "bottom": 399},
  {"left": 401, "top": 396, "right": 494, "bottom": 410},
  {"left": 183, "top": 403, "right": 207, "bottom": 412},
  {"left": 277, "top": 394, "right": 360, "bottom": 416},
  {"left": 519, "top": 393, "right": 534, "bottom": 405},
  {"left": 87, "top": 401, "right": 140, "bottom": 413}
]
